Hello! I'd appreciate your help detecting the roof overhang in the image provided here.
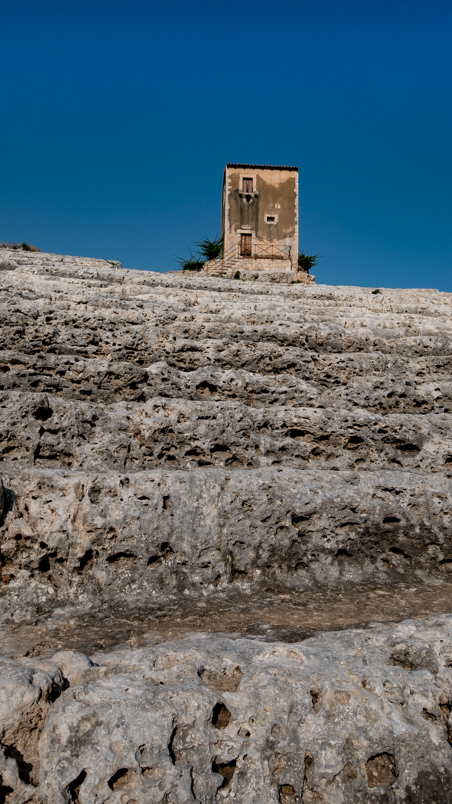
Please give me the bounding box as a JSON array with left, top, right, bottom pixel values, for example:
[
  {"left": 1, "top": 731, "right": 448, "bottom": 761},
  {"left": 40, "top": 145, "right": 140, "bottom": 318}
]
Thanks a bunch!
[{"left": 225, "top": 163, "right": 298, "bottom": 171}]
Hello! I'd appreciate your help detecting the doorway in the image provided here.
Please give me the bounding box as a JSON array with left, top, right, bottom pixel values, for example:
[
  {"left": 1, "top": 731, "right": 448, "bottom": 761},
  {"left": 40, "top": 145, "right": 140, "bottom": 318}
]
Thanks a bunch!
[{"left": 240, "top": 233, "right": 252, "bottom": 257}]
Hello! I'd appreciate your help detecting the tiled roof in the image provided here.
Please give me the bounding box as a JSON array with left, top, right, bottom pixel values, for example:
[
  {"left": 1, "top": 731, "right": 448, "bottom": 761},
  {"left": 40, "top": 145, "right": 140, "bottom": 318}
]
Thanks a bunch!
[{"left": 226, "top": 163, "right": 298, "bottom": 171}]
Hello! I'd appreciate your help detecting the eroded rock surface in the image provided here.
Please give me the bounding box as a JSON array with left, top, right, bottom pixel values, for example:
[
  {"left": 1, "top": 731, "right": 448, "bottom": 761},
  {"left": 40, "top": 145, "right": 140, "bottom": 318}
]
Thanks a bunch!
[
  {"left": 1, "top": 618, "right": 452, "bottom": 803},
  {"left": 1, "top": 249, "right": 452, "bottom": 800},
  {"left": 2, "top": 251, "right": 452, "bottom": 617}
]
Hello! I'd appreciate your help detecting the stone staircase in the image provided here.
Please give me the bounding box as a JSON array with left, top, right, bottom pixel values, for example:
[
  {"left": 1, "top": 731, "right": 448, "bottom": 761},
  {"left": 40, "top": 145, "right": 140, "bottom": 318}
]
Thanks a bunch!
[
  {"left": 194, "top": 245, "right": 314, "bottom": 282},
  {"left": 203, "top": 255, "right": 241, "bottom": 278}
]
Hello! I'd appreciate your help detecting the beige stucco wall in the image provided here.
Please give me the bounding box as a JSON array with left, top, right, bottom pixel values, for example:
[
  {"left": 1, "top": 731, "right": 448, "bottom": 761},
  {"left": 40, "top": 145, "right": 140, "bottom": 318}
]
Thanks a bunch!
[{"left": 222, "top": 164, "right": 299, "bottom": 270}]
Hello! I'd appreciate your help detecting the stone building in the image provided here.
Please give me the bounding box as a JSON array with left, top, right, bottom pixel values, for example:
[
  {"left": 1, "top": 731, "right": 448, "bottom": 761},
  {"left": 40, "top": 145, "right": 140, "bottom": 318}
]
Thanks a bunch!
[
  {"left": 223, "top": 163, "right": 298, "bottom": 264},
  {"left": 203, "top": 163, "right": 314, "bottom": 282}
]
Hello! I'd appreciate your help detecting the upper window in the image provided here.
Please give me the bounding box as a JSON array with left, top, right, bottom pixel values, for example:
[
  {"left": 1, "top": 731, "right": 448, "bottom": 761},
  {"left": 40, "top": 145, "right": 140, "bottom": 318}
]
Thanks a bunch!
[
  {"left": 242, "top": 177, "right": 253, "bottom": 193},
  {"left": 266, "top": 216, "right": 275, "bottom": 223}
]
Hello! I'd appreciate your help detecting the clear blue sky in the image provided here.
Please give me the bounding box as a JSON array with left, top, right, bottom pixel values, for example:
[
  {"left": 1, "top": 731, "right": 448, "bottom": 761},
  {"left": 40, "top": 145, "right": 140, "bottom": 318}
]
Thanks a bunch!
[{"left": 2, "top": 0, "right": 452, "bottom": 289}]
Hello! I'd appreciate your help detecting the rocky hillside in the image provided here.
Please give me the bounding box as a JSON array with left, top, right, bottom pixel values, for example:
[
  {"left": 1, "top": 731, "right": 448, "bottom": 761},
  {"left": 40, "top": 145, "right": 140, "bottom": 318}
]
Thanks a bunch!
[{"left": 1, "top": 249, "right": 452, "bottom": 803}]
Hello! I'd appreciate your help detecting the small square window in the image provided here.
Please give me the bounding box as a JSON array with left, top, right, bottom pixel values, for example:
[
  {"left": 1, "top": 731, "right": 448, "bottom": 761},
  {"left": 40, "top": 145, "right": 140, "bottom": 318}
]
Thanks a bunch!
[{"left": 267, "top": 216, "right": 275, "bottom": 223}]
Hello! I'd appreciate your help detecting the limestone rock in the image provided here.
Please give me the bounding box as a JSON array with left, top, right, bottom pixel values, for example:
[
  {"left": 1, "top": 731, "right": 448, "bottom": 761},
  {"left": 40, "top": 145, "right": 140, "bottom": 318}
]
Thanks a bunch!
[
  {"left": 2, "top": 464, "right": 452, "bottom": 623},
  {"left": 0, "top": 656, "right": 63, "bottom": 794},
  {"left": 0, "top": 250, "right": 452, "bottom": 619},
  {"left": 1, "top": 249, "right": 452, "bottom": 801},
  {"left": 0, "top": 617, "right": 451, "bottom": 802},
  {"left": 51, "top": 650, "right": 98, "bottom": 687}
]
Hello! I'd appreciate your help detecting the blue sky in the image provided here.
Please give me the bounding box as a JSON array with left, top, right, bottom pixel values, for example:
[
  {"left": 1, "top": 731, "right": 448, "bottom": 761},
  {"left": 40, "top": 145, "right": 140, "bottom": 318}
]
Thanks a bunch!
[{"left": 1, "top": 0, "right": 452, "bottom": 289}]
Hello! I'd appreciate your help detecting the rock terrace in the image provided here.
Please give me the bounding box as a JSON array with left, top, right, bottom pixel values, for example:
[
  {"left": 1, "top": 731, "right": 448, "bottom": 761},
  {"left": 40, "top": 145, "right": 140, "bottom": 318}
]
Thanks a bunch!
[{"left": 1, "top": 249, "right": 452, "bottom": 802}]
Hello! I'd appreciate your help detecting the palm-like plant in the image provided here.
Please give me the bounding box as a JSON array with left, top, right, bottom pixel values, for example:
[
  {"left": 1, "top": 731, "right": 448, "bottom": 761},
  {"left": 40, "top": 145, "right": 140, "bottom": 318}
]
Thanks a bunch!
[
  {"left": 298, "top": 251, "right": 320, "bottom": 272},
  {"left": 195, "top": 235, "right": 223, "bottom": 261},
  {"left": 175, "top": 235, "right": 223, "bottom": 271},
  {"left": 174, "top": 250, "right": 205, "bottom": 271}
]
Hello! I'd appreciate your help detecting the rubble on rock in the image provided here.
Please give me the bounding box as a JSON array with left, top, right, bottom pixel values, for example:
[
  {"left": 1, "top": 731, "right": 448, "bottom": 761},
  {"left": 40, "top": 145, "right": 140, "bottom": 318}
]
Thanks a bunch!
[{"left": 1, "top": 249, "right": 452, "bottom": 802}]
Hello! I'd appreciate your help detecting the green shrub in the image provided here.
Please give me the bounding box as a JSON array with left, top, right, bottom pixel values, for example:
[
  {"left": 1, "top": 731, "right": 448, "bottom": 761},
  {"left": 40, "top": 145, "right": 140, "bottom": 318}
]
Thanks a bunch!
[
  {"left": 233, "top": 270, "right": 241, "bottom": 280},
  {"left": 174, "top": 251, "right": 205, "bottom": 271},
  {"left": 174, "top": 234, "right": 223, "bottom": 271},
  {"left": 372, "top": 289, "right": 382, "bottom": 295},
  {"left": 196, "top": 235, "right": 223, "bottom": 261},
  {"left": 298, "top": 251, "right": 320, "bottom": 272},
  {"left": 2, "top": 241, "right": 41, "bottom": 252}
]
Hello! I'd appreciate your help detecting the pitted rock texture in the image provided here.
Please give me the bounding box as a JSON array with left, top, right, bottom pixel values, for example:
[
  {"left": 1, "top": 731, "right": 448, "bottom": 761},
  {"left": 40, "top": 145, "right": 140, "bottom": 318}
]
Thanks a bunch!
[
  {"left": 2, "top": 250, "right": 452, "bottom": 801},
  {"left": 1, "top": 250, "right": 452, "bottom": 620},
  {"left": 3, "top": 465, "right": 452, "bottom": 624},
  {"left": 1, "top": 617, "right": 452, "bottom": 803}
]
